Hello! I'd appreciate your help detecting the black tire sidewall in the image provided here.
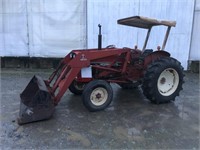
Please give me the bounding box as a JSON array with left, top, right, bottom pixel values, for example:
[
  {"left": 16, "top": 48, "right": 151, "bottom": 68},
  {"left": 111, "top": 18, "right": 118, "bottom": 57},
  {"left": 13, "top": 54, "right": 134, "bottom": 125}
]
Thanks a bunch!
[
  {"left": 142, "top": 57, "right": 184, "bottom": 103},
  {"left": 82, "top": 80, "right": 113, "bottom": 111},
  {"left": 153, "top": 63, "right": 183, "bottom": 102},
  {"left": 69, "top": 80, "right": 85, "bottom": 95}
]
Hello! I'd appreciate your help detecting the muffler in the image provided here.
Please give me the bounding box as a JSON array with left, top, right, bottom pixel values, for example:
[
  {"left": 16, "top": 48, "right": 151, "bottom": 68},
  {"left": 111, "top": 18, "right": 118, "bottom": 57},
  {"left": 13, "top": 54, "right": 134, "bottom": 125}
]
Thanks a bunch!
[{"left": 18, "top": 75, "right": 55, "bottom": 125}]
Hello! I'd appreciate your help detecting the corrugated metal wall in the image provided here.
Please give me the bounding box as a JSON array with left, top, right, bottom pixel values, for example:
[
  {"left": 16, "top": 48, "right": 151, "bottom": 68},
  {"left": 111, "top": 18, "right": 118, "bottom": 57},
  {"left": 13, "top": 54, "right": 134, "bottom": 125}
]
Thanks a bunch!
[
  {"left": 190, "top": 0, "right": 200, "bottom": 61},
  {"left": 87, "top": 0, "right": 195, "bottom": 69}
]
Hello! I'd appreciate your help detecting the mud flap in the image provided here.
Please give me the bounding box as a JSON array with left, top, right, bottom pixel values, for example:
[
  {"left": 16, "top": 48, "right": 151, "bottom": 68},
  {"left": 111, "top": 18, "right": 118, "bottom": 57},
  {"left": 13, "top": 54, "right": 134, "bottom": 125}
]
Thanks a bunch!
[{"left": 18, "top": 75, "right": 55, "bottom": 125}]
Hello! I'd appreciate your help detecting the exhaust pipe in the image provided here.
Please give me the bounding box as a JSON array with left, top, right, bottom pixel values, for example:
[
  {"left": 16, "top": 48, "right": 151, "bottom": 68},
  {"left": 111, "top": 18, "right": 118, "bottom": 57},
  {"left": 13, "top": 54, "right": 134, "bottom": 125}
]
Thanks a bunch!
[{"left": 98, "top": 24, "right": 102, "bottom": 50}]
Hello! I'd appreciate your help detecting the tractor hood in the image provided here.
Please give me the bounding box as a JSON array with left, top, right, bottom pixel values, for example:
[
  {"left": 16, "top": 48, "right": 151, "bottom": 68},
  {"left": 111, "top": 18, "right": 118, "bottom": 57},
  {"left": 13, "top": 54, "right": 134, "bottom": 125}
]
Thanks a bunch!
[{"left": 117, "top": 16, "right": 176, "bottom": 29}]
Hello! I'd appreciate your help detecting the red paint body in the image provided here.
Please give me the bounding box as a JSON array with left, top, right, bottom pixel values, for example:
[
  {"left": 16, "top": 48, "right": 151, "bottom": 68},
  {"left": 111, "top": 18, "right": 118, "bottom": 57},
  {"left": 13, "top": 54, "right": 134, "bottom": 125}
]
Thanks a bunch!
[{"left": 45, "top": 47, "right": 170, "bottom": 105}]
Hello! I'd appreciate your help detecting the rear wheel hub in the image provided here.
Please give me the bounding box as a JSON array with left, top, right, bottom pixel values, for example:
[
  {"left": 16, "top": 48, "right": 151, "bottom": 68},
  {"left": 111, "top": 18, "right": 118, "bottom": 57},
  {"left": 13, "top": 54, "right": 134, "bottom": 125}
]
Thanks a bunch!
[{"left": 157, "top": 68, "right": 179, "bottom": 96}]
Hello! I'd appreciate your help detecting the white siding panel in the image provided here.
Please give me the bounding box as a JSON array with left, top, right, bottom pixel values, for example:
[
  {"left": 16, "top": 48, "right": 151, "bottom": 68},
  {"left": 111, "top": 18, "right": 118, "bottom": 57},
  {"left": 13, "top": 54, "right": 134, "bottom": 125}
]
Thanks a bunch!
[
  {"left": 87, "top": 0, "right": 139, "bottom": 48},
  {"left": 0, "top": 0, "right": 29, "bottom": 56},
  {"left": 195, "top": 0, "right": 200, "bottom": 10},
  {"left": 28, "top": 0, "right": 86, "bottom": 57},
  {"left": 190, "top": 0, "right": 200, "bottom": 60},
  {"left": 0, "top": 0, "right": 86, "bottom": 57}
]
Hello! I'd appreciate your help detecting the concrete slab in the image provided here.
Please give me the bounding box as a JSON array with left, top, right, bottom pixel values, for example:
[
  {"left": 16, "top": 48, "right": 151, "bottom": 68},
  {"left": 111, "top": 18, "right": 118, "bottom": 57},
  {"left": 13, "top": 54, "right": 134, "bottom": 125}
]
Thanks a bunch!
[{"left": 0, "top": 69, "right": 199, "bottom": 149}]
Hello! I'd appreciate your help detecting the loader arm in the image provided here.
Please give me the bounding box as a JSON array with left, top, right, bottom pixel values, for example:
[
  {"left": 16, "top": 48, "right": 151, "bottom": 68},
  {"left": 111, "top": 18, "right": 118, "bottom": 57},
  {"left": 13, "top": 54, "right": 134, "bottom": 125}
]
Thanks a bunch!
[{"left": 46, "top": 48, "right": 130, "bottom": 105}]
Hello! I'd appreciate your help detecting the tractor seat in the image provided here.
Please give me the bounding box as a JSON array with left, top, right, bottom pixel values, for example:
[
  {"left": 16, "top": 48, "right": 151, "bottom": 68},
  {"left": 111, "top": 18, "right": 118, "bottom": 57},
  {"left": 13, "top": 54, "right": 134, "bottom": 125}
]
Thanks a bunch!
[{"left": 141, "top": 49, "right": 153, "bottom": 57}]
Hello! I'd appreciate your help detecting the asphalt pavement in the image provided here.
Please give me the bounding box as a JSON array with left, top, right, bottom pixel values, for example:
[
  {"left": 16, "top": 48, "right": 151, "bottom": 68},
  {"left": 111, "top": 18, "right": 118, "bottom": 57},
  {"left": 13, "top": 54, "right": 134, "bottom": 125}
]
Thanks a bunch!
[{"left": 0, "top": 69, "right": 199, "bottom": 149}]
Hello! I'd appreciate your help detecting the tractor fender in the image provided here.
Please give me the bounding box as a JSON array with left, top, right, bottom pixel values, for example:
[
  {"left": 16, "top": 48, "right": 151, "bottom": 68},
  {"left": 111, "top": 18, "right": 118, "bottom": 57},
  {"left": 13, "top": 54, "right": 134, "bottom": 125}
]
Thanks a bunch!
[{"left": 144, "top": 50, "right": 170, "bottom": 68}]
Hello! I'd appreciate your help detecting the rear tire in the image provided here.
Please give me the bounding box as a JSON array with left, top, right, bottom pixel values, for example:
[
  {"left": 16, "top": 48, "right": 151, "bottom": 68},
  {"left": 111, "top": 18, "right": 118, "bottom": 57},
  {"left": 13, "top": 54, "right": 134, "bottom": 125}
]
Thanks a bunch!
[
  {"left": 142, "top": 57, "right": 184, "bottom": 104},
  {"left": 82, "top": 80, "right": 113, "bottom": 111}
]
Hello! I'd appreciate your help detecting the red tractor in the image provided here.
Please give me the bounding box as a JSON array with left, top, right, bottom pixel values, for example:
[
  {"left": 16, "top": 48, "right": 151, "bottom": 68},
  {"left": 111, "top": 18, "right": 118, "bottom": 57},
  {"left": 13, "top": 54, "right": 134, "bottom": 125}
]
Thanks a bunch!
[{"left": 18, "top": 16, "right": 184, "bottom": 124}]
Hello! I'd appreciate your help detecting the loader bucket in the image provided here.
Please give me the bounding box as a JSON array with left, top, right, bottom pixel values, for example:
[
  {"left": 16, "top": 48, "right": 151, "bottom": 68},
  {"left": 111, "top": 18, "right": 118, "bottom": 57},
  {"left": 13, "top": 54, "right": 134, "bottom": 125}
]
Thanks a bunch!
[{"left": 18, "top": 75, "right": 55, "bottom": 125}]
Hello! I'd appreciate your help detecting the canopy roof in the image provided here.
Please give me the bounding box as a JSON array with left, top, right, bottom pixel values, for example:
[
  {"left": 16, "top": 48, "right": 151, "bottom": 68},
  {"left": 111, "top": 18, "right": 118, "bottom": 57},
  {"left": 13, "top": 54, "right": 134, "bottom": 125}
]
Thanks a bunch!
[{"left": 117, "top": 16, "right": 176, "bottom": 29}]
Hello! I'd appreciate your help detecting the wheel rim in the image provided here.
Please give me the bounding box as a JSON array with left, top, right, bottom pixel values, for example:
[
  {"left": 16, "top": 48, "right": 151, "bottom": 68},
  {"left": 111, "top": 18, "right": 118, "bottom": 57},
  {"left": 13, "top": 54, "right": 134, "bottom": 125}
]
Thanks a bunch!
[
  {"left": 157, "top": 68, "right": 179, "bottom": 96},
  {"left": 90, "top": 87, "right": 108, "bottom": 106}
]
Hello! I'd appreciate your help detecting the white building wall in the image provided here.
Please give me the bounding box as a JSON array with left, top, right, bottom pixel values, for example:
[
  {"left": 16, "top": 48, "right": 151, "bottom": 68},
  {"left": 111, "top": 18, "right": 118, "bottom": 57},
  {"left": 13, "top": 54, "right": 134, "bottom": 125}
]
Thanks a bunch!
[
  {"left": 190, "top": 0, "right": 200, "bottom": 61},
  {"left": 87, "top": 0, "right": 195, "bottom": 69},
  {"left": 0, "top": 0, "right": 197, "bottom": 69},
  {"left": 0, "top": 0, "right": 86, "bottom": 57},
  {"left": 0, "top": 0, "right": 29, "bottom": 56},
  {"left": 27, "top": 0, "right": 87, "bottom": 57},
  {"left": 87, "top": 0, "right": 139, "bottom": 49}
]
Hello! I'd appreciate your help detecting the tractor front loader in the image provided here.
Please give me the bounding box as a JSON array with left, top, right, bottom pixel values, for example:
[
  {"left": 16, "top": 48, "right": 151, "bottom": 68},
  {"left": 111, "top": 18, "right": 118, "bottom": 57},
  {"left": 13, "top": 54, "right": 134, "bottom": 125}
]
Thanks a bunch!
[{"left": 18, "top": 16, "right": 184, "bottom": 125}]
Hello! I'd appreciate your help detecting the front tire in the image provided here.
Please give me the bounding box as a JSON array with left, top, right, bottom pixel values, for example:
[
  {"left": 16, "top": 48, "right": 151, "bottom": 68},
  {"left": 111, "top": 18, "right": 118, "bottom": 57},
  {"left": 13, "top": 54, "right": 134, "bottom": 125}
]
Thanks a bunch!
[
  {"left": 82, "top": 80, "right": 113, "bottom": 111},
  {"left": 142, "top": 57, "right": 184, "bottom": 104}
]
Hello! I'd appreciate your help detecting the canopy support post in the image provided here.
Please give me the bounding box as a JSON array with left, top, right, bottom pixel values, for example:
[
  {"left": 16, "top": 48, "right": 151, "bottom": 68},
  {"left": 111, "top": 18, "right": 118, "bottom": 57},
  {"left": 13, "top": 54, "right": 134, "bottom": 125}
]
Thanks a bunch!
[
  {"left": 162, "top": 26, "right": 171, "bottom": 50},
  {"left": 142, "top": 27, "right": 151, "bottom": 51}
]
